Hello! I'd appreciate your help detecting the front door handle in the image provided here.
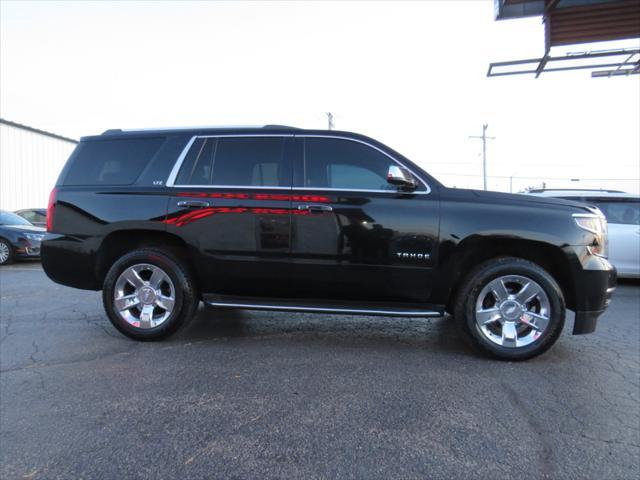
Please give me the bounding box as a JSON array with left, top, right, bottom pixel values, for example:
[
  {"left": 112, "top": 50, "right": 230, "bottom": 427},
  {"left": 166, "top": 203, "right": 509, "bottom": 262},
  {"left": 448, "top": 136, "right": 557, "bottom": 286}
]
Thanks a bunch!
[
  {"left": 177, "top": 200, "right": 211, "bottom": 208},
  {"left": 298, "top": 204, "right": 333, "bottom": 213}
]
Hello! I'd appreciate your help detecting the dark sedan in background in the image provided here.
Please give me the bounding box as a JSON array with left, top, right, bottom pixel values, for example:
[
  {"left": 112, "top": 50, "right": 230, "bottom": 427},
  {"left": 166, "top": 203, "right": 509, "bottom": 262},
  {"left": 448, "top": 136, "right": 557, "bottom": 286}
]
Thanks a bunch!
[{"left": 0, "top": 210, "right": 45, "bottom": 265}]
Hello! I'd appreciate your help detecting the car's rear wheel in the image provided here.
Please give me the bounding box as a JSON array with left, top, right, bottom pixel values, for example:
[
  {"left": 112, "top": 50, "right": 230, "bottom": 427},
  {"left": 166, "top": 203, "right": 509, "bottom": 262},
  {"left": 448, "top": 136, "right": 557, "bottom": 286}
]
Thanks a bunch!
[
  {"left": 454, "top": 257, "right": 565, "bottom": 360},
  {"left": 102, "top": 248, "right": 198, "bottom": 340},
  {"left": 0, "top": 239, "right": 14, "bottom": 265}
]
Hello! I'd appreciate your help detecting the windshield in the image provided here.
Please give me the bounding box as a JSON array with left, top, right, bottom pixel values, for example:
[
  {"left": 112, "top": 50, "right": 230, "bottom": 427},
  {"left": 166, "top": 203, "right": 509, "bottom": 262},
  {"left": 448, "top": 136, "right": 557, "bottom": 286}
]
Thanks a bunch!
[{"left": 0, "top": 211, "right": 32, "bottom": 226}]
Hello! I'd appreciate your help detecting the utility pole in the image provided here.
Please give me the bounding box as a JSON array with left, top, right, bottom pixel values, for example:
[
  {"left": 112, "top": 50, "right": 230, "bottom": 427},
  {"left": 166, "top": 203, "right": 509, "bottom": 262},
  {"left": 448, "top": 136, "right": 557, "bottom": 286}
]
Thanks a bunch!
[
  {"left": 326, "top": 112, "right": 334, "bottom": 130},
  {"left": 509, "top": 170, "right": 518, "bottom": 193},
  {"left": 469, "top": 124, "right": 496, "bottom": 191}
]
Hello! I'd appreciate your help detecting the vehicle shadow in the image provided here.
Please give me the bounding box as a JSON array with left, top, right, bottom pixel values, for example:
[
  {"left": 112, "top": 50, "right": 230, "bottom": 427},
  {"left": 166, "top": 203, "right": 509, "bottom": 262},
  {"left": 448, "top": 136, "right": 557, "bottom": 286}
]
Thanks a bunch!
[{"left": 173, "top": 304, "right": 477, "bottom": 357}]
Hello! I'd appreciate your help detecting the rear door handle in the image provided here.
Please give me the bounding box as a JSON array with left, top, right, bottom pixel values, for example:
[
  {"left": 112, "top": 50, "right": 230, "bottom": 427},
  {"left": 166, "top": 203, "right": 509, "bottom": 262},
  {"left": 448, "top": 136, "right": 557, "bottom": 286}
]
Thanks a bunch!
[
  {"left": 298, "top": 204, "right": 333, "bottom": 213},
  {"left": 177, "top": 200, "right": 211, "bottom": 208}
]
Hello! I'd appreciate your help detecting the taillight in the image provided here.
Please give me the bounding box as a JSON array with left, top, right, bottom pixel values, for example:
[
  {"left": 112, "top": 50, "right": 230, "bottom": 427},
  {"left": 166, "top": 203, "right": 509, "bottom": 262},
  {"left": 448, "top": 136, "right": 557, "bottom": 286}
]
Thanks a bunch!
[{"left": 46, "top": 187, "right": 57, "bottom": 232}]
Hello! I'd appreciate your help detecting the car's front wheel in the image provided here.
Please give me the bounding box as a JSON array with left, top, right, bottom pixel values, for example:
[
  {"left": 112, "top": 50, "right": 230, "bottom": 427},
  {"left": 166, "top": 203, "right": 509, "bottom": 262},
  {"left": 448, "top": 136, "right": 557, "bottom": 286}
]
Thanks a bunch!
[
  {"left": 102, "top": 248, "right": 199, "bottom": 340},
  {"left": 453, "top": 257, "right": 565, "bottom": 360},
  {"left": 0, "top": 238, "right": 14, "bottom": 265}
]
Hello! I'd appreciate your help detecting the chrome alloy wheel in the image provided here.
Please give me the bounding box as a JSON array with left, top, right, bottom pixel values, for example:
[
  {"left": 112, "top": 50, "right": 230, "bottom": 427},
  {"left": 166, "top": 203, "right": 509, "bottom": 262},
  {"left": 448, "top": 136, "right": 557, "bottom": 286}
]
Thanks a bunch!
[
  {"left": 113, "top": 263, "right": 175, "bottom": 329},
  {"left": 0, "top": 241, "right": 9, "bottom": 264},
  {"left": 474, "top": 275, "right": 551, "bottom": 348}
]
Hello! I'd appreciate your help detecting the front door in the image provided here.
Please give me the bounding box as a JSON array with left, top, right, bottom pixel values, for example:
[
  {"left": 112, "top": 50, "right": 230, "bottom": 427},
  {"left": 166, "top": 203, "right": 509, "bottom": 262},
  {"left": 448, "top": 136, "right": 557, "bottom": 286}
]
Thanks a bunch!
[
  {"left": 165, "top": 135, "right": 294, "bottom": 296},
  {"left": 288, "top": 136, "right": 440, "bottom": 303}
]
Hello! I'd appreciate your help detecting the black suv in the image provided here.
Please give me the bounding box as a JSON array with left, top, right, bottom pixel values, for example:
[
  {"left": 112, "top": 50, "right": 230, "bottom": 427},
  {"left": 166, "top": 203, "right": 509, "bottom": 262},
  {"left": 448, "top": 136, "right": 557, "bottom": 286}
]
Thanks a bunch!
[{"left": 42, "top": 126, "right": 616, "bottom": 360}]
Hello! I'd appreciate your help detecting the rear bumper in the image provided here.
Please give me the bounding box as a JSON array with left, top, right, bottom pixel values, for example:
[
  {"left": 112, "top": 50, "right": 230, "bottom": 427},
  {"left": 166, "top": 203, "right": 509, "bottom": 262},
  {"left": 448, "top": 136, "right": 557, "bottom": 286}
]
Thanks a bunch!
[{"left": 41, "top": 234, "right": 100, "bottom": 290}]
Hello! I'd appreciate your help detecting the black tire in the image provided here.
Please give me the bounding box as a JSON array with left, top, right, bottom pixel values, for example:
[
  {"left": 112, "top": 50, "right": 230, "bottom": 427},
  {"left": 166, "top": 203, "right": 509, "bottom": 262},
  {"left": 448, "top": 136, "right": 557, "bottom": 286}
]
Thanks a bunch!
[
  {"left": 0, "top": 238, "right": 14, "bottom": 265},
  {"left": 102, "top": 248, "right": 199, "bottom": 340},
  {"left": 453, "top": 257, "right": 565, "bottom": 361}
]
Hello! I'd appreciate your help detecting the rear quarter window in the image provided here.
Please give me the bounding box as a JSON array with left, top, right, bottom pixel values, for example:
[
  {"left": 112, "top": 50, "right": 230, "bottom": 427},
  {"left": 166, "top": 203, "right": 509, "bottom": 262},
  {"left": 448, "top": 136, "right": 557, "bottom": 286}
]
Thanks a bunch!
[{"left": 62, "top": 137, "right": 164, "bottom": 186}]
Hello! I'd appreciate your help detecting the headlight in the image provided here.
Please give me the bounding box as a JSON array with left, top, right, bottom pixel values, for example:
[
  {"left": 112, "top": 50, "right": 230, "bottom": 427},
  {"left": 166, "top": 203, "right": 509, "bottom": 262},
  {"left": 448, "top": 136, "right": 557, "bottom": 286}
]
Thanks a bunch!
[
  {"left": 24, "top": 233, "right": 44, "bottom": 242},
  {"left": 573, "top": 210, "right": 608, "bottom": 258}
]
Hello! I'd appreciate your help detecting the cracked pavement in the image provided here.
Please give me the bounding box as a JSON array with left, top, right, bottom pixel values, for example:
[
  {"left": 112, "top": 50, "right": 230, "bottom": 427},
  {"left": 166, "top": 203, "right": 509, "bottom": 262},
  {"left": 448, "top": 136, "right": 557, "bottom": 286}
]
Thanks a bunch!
[{"left": 0, "top": 263, "right": 638, "bottom": 479}]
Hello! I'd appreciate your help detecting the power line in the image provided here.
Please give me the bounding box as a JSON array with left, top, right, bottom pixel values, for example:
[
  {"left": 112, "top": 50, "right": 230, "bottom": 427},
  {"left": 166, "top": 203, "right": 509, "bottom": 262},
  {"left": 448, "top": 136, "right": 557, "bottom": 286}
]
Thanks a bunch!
[
  {"left": 427, "top": 161, "right": 640, "bottom": 168},
  {"left": 0, "top": 117, "right": 78, "bottom": 144},
  {"left": 430, "top": 172, "right": 640, "bottom": 181}
]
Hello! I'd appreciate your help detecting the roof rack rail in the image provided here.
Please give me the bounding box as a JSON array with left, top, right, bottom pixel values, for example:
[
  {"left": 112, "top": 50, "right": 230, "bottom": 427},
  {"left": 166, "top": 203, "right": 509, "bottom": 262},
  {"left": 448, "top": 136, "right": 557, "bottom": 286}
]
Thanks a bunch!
[
  {"left": 102, "top": 125, "right": 300, "bottom": 135},
  {"left": 262, "top": 124, "right": 300, "bottom": 129}
]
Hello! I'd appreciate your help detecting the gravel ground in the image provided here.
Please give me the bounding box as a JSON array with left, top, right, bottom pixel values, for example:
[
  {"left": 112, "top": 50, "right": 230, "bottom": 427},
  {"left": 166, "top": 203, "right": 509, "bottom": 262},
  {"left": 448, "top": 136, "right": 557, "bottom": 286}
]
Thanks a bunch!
[{"left": 1, "top": 263, "right": 639, "bottom": 480}]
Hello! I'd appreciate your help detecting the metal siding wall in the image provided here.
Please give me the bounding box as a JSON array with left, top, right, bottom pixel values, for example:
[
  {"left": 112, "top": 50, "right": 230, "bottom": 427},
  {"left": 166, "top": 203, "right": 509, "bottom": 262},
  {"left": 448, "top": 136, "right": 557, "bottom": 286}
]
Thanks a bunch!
[{"left": 0, "top": 123, "right": 75, "bottom": 211}]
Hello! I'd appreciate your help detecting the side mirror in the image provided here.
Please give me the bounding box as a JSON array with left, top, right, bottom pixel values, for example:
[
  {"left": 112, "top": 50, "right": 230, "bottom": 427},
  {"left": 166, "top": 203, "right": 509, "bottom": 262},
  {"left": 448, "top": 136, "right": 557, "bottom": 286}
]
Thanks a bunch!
[{"left": 387, "top": 165, "right": 416, "bottom": 191}]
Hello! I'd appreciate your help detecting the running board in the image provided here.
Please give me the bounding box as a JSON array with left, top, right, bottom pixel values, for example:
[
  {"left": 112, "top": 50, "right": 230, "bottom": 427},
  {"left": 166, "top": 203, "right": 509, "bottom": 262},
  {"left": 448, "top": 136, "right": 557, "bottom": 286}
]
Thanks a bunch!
[{"left": 203, "top": 296, "right": 443, "bottom": 318}]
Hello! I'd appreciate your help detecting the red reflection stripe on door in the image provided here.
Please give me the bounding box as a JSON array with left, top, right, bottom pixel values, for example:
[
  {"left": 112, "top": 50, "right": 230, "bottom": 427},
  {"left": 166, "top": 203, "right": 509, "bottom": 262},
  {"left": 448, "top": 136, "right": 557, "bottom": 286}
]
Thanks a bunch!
[
  {"left": 164, "top": 206, "right": 318, "bottom": 227},
  {"left": 175, "top": 192, "right": 331, "bottom": 202}
]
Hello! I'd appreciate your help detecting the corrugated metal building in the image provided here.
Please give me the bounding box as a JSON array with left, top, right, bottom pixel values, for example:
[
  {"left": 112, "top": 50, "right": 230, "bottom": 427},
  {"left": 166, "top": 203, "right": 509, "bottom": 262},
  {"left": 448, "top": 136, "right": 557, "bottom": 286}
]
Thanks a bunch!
[{"left": 0, "top": 119, "right": 77, "bottom": 211}]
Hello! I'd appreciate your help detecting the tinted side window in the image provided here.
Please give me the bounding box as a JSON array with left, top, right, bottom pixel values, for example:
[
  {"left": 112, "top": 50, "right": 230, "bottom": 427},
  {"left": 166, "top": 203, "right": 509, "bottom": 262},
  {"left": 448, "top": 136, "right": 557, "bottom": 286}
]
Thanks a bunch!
[
  {"left": 213, "top": 138, "right": 285, "bottom": 186},
  {"left": 63, "top": 138, "right": 164, "bottom": 186},
  {"left": 586, "top": 198, "right": 640, "bottom": 225},
  {"left": 179, "top": 138, "right": 216, "bottom": 186},
  {"left": 21, "top": 211, "right": 45, "bottom": 223},
  {"left": 304, "top": 138, "right": 396, "bottom": 191},
  {"left": 175, "top": 137, "right": 287, "bottom": 187},
  {"left": 20, "top": 211, "right": 36, "bottom": 222}
]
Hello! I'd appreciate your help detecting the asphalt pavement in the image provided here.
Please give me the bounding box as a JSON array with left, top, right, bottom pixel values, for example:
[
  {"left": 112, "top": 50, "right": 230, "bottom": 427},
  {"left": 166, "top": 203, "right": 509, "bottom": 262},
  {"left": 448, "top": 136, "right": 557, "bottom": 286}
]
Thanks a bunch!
[{"left": 1, "top": 263, "right": 639, "bottom": 480}]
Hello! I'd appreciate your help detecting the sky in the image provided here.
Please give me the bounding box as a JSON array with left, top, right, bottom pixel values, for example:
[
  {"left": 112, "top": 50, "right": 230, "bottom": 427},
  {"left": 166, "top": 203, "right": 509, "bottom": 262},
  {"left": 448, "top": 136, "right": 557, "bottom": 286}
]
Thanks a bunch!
[{"left": 1, "top": 0, "right": 639, "bottom": 193}]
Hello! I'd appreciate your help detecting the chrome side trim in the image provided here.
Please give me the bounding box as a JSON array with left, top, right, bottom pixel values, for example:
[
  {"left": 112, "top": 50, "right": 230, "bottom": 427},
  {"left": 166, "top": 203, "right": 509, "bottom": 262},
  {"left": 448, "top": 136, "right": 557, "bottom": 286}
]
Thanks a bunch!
[
  {"left": 205, "top": 301, "right": 442, "bottom": 317},
  {"left": 166, "top": 133, "right": 431, "bottom": 194},
  {"left": 166, "top": 136, "right": 198, "bottom": 187},
  {"left": 291, "top": 187, "right": 427, "bottom": 195},
  {"left": 171, "top": 186, "right": 425, "bottom": 195}
]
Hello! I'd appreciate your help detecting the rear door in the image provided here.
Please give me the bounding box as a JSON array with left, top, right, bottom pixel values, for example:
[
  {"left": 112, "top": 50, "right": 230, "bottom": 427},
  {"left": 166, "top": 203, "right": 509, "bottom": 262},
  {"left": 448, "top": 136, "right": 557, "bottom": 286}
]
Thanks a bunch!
[
  {"left": 288, "top": 135, "right": 440, "bottom": 303},
  {"left": 165, "top": 135, "right": 295, "bottom": 296}
]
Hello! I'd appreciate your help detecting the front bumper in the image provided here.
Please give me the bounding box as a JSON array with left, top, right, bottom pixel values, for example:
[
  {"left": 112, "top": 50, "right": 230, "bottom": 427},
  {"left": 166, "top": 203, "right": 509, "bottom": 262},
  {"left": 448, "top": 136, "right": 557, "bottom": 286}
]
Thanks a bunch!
[
  {"left": 14, "top": 244, "right": 41, "bottom": 258},
  {"left": 573, "top": 300, "right": 614, "bottom": 335},
  {"left": 571, "top": 251, "right": 617, "bottom": 335}
]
